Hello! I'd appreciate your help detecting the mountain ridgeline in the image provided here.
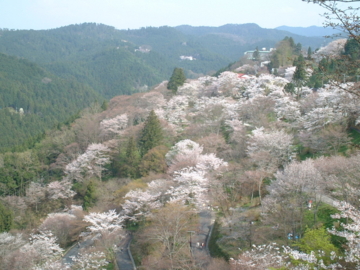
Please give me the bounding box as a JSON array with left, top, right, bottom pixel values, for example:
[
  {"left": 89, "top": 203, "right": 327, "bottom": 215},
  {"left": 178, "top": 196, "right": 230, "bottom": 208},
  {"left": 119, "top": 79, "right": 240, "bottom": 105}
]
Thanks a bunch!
[{"left": 0, "top": 23, "right": 329, "bottom": 152}]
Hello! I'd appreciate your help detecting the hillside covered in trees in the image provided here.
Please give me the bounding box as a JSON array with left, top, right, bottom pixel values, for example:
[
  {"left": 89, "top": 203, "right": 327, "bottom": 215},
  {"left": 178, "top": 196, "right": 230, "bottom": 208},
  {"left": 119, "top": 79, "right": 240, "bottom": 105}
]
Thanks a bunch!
[
  {"left": 0, "top": 53, "right": 101, "bottom": 152},
  {"left": 1, "top": 30, "right": 360, "bottom": 269},
  {"left": 0, "top": 22, "right": 329, "bottom": 153}
]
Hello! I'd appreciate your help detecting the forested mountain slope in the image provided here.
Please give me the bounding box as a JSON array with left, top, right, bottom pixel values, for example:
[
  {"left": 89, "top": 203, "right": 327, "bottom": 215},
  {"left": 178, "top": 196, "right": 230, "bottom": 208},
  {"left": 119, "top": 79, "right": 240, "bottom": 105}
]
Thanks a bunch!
[
  {"left": 176, "top": 23, "right": 327, "bottom": 59},
  {"left": 0, "top": 53, "right": 101, "bottom": 152},
  {"left": 0, "top": 23, "right": 328, "bottom": 99}
]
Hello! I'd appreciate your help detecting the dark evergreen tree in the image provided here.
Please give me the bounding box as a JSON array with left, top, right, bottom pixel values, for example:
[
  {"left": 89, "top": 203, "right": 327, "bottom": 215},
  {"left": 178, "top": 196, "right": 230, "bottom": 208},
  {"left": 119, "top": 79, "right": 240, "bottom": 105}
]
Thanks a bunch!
[
  {"left": 167, "top": 68, "right": 186, "bottom": 94},
  {"left": 307, "top": 47, "right": 313, "bottom": 60},
  {"left": 344, "top": 38, "right": 360, "bottom": 60},
  {"left": 293, "top": 55, "right": 306, "bottom": 81},
  {"left": 83, "top": 181, "right": 96, "bottom": 211},
  {"left": 292, "top": 54, "right": 307, "bottom": 99},
  {"left": 123, "top": 137, "right": 141, "bottom": 178},
  {"left": 101, "top": 100, "right": 108, "bottom": 111},
  {"left": 294, "top": 42, "right": 302, "bottom": 55},
  {"left": 138, "top": 110, "right": 163, "bottom": 156},
  {"left": 0, "top": 202, "right": 12, "bottom": 232}
]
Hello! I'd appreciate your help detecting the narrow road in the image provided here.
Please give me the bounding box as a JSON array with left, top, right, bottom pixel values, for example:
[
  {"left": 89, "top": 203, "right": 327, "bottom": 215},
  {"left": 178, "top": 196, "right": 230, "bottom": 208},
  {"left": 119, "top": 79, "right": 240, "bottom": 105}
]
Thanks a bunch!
[
  {"left": 116, "top": 233, "right": 136, "bottom": 270},
  {"left": 190, "top": 209, "right": 214, "bottom": 268},
  {"left": 62, "top": 237, "right": 94, "bottom": 264}
]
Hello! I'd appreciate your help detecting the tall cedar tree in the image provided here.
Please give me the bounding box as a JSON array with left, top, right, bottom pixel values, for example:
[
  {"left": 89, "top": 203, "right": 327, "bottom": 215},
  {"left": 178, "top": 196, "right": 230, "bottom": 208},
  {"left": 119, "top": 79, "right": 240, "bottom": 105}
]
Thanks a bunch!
[
  {"left": 83, "top": 181, "right": 97, "bottom": 211},
  {"left": 167, "top": 68, "right": 186, "bottom": 94},
  {"left": 139, "top": 110, "right": 163, "bottom": 156},
  {"left": 293, "top": 54, "right": 307, "bottom": 82},
  {"left": 123, "top": 136, "right": 141, "bottom": 178}
]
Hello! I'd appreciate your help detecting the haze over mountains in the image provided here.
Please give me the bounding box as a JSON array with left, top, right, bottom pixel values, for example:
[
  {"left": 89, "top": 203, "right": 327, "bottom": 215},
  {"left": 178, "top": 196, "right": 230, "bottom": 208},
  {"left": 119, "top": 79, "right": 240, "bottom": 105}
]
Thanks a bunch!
[
  {"left": 0, "top": 22, "right": 333, "bottom": 151},
  {"left": 275, "top": 25, "right": 340, "bottom": 37}
]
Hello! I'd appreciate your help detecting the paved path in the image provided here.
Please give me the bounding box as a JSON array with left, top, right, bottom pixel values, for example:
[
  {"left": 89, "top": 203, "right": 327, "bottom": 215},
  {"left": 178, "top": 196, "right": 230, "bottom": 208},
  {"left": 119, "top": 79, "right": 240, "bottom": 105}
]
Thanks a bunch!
[
  {"left": 116, "top": 233, "right": 136, "bottom": 270},
  {"left": 62, "top": 233, "right": 136, "bottom": 270},
  {"left": 190, "top": 209, "right": 214, "bottom": 268},
  {"left": 62, "top": 237, "right": 94, "bottom": 264}
]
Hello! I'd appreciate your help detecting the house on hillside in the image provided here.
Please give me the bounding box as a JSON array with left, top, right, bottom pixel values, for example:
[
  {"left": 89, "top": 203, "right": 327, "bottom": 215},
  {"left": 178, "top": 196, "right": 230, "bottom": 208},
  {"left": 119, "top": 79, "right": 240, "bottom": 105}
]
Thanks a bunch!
[
  {"left": 244, "top": 48, "right": 274, "bottom": 60},
  {"left": 180, "top": 55, "right": 196, "bottom": 61}
]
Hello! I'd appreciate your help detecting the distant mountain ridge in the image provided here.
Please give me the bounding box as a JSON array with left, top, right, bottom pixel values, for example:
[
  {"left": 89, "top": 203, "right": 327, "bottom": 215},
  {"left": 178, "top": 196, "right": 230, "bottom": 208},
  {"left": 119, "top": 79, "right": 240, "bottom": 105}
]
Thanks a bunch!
[
  {"left": 275, "top": 25, "right": 341, "bottom": 37},
  {"left": 175, "top": 23, "right": 329, "bottom": 59}
]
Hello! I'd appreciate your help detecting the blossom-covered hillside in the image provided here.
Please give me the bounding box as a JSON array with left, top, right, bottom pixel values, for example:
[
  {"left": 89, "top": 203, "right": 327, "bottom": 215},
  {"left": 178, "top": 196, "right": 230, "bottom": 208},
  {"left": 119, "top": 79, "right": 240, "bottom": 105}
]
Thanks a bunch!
[{"left": 1, "top": 66, "right": 360, "bottom": 269}]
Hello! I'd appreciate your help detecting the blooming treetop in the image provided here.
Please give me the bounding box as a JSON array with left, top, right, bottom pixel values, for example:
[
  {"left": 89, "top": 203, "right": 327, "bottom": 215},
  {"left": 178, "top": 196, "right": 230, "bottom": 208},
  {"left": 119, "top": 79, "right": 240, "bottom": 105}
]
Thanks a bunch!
[
  {"left": 20, "top": 231, "right": 63, "bottom": 266},
  {"left": 65, "top": 143, "right": 110, "bottom": 182},
  {"left": 47, "top": 178, "right": 76, "bottom": 200},
  {"left": 83, "top": 209, "right": 124, "bottom": 234},
  {"left": 247, "top": 127, "right": 295, "bottom": 168},
  {"left": 99, "top": 114, "right": 128, "bottom": 136}
]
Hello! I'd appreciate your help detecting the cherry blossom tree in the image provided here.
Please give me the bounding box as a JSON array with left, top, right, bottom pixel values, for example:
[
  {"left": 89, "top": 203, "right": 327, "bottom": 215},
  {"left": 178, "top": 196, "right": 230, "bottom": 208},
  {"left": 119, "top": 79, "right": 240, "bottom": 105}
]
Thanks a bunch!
[
  {"left": 46, "top": 178, "right": 76, "bottom": 200},
  {"left": 69, "top": 251, "right": 108, "bottom": 270},
  {"left": 15, "top": 231, "right": 64, "bottom": 268},
  {"left": 0, "top": 232, "right": 25, "bottom": 267},
  {"left": 247, "top": 127, "right": 295, "bottom": 169},
  {"left": 262, "top": 159, "right": 324, "bottom": 239},
  {"left": 121, "top": 184, "right": 164, "bottom": 222},
  {"left": 231, "top": 243, "right": 290, "bottom": 270},
  {"left": 99, "top": 114, "right": 128, "bottom": 138},
  {"left": 83, "top": 209, "right": 124, "bottom": 234},
  {"left": 25, "top": 182, "right": 46, "bottom": 211},
  {"left": 39, "top": 213, "right": 77, "bottom": 247},
  {"left": 327, "top": 201, "right": 360, "bottom": 267},
  {"left": 65, "top": 143, "right": 110, "bottom": 182}
]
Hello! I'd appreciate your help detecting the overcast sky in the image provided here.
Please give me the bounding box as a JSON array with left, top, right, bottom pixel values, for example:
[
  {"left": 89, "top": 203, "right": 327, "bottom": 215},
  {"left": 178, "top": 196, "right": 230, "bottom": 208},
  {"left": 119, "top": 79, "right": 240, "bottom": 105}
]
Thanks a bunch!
[{"left": 0, "top": 0, "right": 344, "bottom": 31}]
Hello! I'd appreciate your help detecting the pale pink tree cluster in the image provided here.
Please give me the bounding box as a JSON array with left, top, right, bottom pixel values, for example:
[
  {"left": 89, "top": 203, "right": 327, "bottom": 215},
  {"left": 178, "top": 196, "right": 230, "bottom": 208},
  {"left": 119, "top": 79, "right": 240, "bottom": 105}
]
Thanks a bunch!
[
  {"left": 231, "top": 243, "right": 290, "bottom": 270},
  {"left": 32, "top": 260, "right": 66, "bottom": 270},
  {"left": 177, "top": 80, "right": 203, "bottom": 97},
  {"left": 300, "top": 107, "right": 344, "bottom": 131},
  {"left": 165, "top": 139, "right": 204, "bottom": 168},
  {"left": 25, "top": 182, "right": 46, "bottom": 208},
  {"left": 18, "top": 231, "right": 63, "bottom": 268},
  {"left": 39, "top": 212, "right": 77, "bottom": 247},
  {"left": 139, "top": 91, "right": 167, "bottom": 110},
  {"left": 217, "top": 71, "right": 244, "bottom": 97},
  {"left": 232, "top": 243, "right": 341, "bottom": 270},
  {"left": 314, "top": 39, "right": 347, "bottom": 60},
  {"left": 169, "top": 167, "right": 209, "bottom": 206},
  {"left": 46, "top": 178, "right": 76, "bottom": 200},
  {"left": 165, "top": 139, "right": 227, "bottom": 207},
  {"left": 247, "top": 127, "right": 295, "bottom": 168},
  {"left": 69, "top": 251, "right": 108, "bottom": 270},
  {"left": 0, "top": 232, "right": 25, "bottom": 258},
  {"left": 83, "top": 209, "right": 124, "bottom": 234},
  {"left": 262, "top": 159, "right": 323, "bottom": 239},
  {"left": 328, "top": 201, "right": 360, "bottom": 266},
  {"left": 65, "top": 143, "right": 110, "bottom": 182},
  {"left": 121, "top": 186, "right": 163, "bottom": 222},
  {"left": 275, "top": 96, "right": 301, "bottom": 122},
  {"left": 99, "top": 114, "right": 128, "bottom": 137},
  {"left": 155, "top": 95, "right": 190, "bottom": 131}
]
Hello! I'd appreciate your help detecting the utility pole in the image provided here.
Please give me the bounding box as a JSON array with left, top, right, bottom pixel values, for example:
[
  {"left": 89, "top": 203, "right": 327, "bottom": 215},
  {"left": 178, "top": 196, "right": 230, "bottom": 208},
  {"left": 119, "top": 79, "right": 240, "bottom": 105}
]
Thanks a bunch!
[{"left": 187, "top": 231, "right": 195, "bottom": 251}]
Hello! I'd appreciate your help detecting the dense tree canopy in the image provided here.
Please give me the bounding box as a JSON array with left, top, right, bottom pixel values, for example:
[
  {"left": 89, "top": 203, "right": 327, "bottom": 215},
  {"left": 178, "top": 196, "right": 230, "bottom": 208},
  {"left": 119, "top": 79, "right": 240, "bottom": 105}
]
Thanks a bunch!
[
  {"left": 138, "top": 110, "right": 164, "bottom": 156},
  {"left": 167, "top": 67, "right": 186, "bottom": 93}
]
